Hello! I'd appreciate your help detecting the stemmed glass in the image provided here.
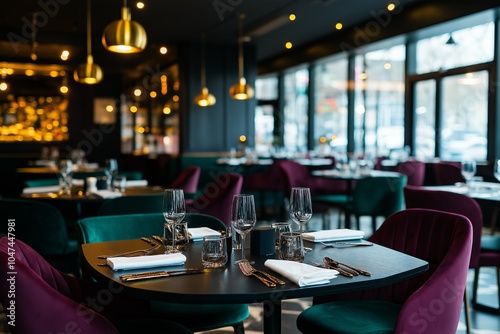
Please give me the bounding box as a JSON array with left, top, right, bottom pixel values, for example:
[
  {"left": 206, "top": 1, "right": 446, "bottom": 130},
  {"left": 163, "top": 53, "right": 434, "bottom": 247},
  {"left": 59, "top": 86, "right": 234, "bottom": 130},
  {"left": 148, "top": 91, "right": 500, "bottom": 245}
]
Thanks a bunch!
[
  {"left": 461, "top": 160, "right": 477, "bottom": 185},
  {"left": 104, "top": 159, "right": 118, "bottom": 190},
  {"left": 57, "top": 159, "right": 73, "bottom": 196},
  {"left": 231, "top": 194, "right": 257, "bottom": 264},
  {"left": 162, "top": 189, "right": 186, "bottom": 253},
  {"left": 289, "top": 187, "right": 313, "bottom": 235}
]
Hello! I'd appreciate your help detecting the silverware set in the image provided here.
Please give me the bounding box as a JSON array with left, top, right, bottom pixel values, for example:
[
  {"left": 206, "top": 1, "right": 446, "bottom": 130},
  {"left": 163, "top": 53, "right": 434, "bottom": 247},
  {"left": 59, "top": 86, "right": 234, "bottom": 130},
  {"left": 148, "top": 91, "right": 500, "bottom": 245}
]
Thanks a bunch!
[
  {"left": 120, "top": 268, "right": 206, "bottom": 281},
  {"left": 97, "top": 237, "right": 162, "bottom": 259},
  {"left": 238, "top": 261, "right": 286, "bottom": 287},
  {"left": 322, "top": 256, "right": 371, "bottom": 277},
  {"left": 320, "top": 241, "right": 373, "bottom": 248}
]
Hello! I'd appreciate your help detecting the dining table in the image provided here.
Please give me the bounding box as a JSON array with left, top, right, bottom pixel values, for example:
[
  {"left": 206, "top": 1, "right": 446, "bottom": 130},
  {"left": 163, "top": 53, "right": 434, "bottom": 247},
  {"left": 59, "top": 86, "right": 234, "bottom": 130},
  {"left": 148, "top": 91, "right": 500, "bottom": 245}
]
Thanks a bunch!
[{"left": 81, "top": 237, "right": 428, "bottom": 334}]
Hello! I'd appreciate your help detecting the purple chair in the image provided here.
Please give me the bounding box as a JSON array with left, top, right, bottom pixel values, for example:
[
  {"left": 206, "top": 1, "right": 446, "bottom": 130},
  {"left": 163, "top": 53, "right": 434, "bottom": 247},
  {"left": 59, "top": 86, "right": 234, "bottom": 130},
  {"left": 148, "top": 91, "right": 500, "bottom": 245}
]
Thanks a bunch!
[
  {"left": 170, "top": 166, "right": 201, "bottom": 194},
  {"left": 404, "top": 185, "right": 500, "bottom": 317},
  {"left": 277, "top": 160, "right": 349, "bottom": 229},
  {"left": 186, "top": 172, "right": 243, "bottom": 227},
  {"left": 297, "top": 208, "right": 472, "bottom": 333},
  {"left": 0, "top": 237, "right": 193, "bottom": 334},
  {"left": 395, "top": 160, "right": 425, "bottom": 186},
  {"left": 434, "top": 161, "right": 465, "bottom": 185}
]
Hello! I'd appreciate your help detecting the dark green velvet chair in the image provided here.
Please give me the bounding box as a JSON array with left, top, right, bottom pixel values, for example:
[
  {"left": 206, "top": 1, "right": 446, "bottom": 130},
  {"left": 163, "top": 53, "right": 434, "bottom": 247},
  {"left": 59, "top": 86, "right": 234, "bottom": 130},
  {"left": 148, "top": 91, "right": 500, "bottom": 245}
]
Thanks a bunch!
[
  {"left": 77, "top": 213, "right": 249, "bottom": 333},
  {"left": 97, "top": 193, "right": 164, "bottom": 216},
  {"left": 0, "top": 198, "right": 79, "bottom": 275},
  {"left": 25, "top": 178, "right": 59, "bottom": 187}
]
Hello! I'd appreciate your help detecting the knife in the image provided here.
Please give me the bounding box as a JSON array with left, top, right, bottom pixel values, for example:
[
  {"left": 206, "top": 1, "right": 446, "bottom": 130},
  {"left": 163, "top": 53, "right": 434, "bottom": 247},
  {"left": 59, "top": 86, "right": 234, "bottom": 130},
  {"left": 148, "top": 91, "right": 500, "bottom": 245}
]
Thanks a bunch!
[{"left": 120, "top": 268, "right": 206, "bottom": 281}]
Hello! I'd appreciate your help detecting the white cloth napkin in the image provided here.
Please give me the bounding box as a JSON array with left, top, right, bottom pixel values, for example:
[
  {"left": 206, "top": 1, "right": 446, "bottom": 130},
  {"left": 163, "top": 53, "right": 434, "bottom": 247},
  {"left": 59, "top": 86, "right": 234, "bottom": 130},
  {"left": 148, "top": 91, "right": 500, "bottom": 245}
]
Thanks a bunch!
[
  {"left": 302, "top": 229, "right": 365, "bottom": 242},
  {"left": 22, "top": 185, "right": 59, "bottom": 194},
  {"left": 188, "top": 227, "right": 221, "bottom": 242},
  {"left": 264, "top": 259, "right": 338, "bottom": 287},
  {"left": 92, "top": 190, "right": 123, "bottom": 199},
  {"left": 107, "top": 253, "right": 187, "bottom": 271},
  {"left": 125, "top": 179, "right": 148, "bottom": 187}
]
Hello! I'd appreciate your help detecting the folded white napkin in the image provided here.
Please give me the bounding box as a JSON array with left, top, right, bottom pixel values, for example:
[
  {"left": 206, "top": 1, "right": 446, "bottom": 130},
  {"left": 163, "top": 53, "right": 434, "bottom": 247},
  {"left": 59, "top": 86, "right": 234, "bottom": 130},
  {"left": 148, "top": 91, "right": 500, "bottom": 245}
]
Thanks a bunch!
[
  {"left": 92, "top": 190, "right": 123, "bottom": 199},
  {"left": 188, "top": 227, "right": 221, "bottom": 242},
  {"left": 107, "top": 253, "right": 187, "bottom": 271},
  {"left": 22, "top": 185, "right": 59, "bottom": 194},
  {"left": 302, "top": 229, "right": 364, "bottom": 242},
  {"left": 264, "top": 259, "right": 338, "bottom": 287},
  {"left": 125, "top": 179, "right": 148, "bottom": 187}
]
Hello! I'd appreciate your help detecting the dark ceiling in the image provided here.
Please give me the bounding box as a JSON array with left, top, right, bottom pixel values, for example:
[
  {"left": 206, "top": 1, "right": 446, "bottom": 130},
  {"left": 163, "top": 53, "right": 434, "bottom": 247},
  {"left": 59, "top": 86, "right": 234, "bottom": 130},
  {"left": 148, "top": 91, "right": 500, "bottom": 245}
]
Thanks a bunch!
[{"left": 0, "top": 0, "right": 496, "bottom": 87}]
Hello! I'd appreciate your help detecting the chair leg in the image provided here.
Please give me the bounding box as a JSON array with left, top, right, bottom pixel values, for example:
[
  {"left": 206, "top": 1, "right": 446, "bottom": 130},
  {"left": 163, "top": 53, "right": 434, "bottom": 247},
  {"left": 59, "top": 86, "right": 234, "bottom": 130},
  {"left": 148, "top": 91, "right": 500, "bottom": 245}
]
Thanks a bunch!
[
  {"left": 371, "top": 216, "right": 377, "bottom": 234},
  {"left": 233, "top": 321, "right": 245, "bottom": 334},
  {"left": 472, "top": 268, "right": 479, "bottom": 305},
  {"left": 463, "top": 286, "right": 471, "bottom": 334},
  {"left": 322, "top": 211, "right": 330, "bottom": 230}
]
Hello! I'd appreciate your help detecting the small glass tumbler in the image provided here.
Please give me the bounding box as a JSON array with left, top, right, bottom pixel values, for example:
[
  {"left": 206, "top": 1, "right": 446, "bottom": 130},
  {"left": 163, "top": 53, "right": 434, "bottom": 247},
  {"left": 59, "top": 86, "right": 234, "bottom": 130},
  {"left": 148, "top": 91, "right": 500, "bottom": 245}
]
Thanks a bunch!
[
  {"left": 164, "top": 221, "right": 189, "bottom": 252},
  {"left": 113, "top": 175, "right": 127, "bottom": 193},
  {"left": 278, "top": 232, "right": 304, "bottom": 262},
  {"left": 202, "top": 235, "right": 228, "bottom": 268},
  {"left": 271, "top": 222, "right": 292, "bottom": 250}
]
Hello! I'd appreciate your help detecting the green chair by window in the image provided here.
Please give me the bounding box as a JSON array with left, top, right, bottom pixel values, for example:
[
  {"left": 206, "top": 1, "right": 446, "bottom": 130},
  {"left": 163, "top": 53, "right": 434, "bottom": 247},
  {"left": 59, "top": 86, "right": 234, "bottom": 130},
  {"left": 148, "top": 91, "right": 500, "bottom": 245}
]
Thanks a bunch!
[
  {"left": 77, "top": 212, "right": 249, "bottom": 333},
  {"left": 97, "top": 193, "right": 164, "bottom": 216}
]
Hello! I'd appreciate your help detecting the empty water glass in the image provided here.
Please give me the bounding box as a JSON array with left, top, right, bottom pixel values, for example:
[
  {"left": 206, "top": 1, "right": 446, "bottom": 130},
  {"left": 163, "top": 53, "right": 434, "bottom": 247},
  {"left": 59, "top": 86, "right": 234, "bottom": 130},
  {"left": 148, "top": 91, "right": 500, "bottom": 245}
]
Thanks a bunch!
[{"left": 202, "top": 235, "right": 228, "bottom": 268}]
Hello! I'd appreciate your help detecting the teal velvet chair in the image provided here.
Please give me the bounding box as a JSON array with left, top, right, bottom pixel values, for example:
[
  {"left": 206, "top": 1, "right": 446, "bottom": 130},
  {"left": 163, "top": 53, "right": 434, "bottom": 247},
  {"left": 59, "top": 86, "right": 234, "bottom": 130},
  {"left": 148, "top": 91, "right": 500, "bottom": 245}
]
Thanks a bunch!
[
  {"left": 97, "top": 193, "right": 164, "bottom": 216},
  {"left": 77, "top": 212, "right": 249, "bottom": 333},
  {"left": 0, "top": 198, "right": 79, "bottom": 275},
  {"left": 25, "top": 178, "right": 59, "bottom": 187}
]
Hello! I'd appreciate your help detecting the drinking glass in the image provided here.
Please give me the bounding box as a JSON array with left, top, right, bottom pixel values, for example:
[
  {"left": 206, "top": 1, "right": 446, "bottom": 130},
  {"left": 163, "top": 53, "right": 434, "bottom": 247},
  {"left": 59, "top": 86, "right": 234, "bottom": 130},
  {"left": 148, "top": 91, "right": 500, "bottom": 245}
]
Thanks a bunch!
[
  {"left": 494, "top": 159, "right": 500, "bottom": 182},
  {"left": 289, "top": 187, "right": 312, "bottom": 235},
  {"left": 57, "top": 159, "right": 73, "bottom": 196},
  {"left": 162, "top": 189, "right": 186, "bottom": 253},
  {"left": 231, "top": 194, "right": 256, "bottom": 264},
  {"left": 461, "top": 160, "right": 477, "bottom": 184},
  {"left": 104, "top": 159, "right": 118, "bottom": 190}
]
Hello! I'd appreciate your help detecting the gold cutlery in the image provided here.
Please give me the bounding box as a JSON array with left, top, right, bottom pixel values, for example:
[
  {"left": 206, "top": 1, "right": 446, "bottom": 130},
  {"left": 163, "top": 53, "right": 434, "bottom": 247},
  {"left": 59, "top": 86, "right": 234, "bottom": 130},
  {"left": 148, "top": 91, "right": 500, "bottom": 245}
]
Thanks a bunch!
[
  {"left": 322, "top": 258, "right": 355, "bottom": 277},
  {"left": 120, "top": 268, "right": 206, "bottom": 281},
  {"left": 323, "top": 257, "right": 371, "bottom": 277},
  {"left": 97, "top": 244, "right": 160, "bottom": 259},
  {"left": 238, "top": 261, "right": 276, "bottom": 287},
  {"left": 320, "top": 241, "right": 373, "bottom": 248},
  {"left": 240, "top": 261, "right": 286, "bottom": 285}
]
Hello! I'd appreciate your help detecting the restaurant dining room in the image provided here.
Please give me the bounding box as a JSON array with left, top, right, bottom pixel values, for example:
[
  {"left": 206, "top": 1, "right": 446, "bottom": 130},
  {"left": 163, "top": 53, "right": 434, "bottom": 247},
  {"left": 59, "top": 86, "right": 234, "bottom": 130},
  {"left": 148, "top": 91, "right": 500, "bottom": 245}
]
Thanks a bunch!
[{"left": 1, "top": 0, "right": 500, "bottom": 333}]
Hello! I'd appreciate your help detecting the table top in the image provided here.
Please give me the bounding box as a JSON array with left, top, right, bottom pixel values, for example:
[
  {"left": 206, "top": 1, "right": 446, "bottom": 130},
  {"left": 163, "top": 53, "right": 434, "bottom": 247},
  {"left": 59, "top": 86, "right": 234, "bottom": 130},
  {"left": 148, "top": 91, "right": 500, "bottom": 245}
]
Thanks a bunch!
[
  {"left": 81, "top": 238, "right": 428, "bottom": 304},
  {"left": 312, "top": 169, "right": 402, "bottom": 180},
  {"left": 424, "top": 182, "right": 500, "bottom": 202}
]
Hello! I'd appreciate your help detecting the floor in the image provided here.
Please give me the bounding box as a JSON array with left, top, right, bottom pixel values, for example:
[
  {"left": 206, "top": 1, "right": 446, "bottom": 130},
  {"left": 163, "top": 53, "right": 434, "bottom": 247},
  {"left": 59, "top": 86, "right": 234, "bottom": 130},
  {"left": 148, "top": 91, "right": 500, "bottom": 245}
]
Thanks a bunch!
[{"left": 1, "top": 211, "right": 499, "bottom": 334}]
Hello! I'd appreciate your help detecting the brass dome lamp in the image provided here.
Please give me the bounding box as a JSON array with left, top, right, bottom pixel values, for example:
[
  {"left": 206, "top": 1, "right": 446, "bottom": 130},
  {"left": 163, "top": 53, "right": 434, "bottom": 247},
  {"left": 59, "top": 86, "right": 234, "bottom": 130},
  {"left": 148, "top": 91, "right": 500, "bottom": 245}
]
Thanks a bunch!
[
  {"left": 194, "top": 34, "right": 216, "bottom": 107},
  {"left": 74, "top": 0, "right": 103, "bottom": 84},
  {"left": 229, "top": 13, "right": 253, "bottom": 100},
  {"left": 102, "top": 0, "right": 147, "bottom": 53}
]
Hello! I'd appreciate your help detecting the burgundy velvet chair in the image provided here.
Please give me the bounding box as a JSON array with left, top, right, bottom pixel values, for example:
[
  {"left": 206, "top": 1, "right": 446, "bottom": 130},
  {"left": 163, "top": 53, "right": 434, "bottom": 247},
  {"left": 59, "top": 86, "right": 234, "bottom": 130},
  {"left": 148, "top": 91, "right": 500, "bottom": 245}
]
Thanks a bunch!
[
  {"left": 277, "top": 159, "right": 349, "bottom": 229},
  {"left": 170, "top": 166, "right": 201, "bottom": 194},
  {"left": 404, "top": 185, "right": 500, "bottom": 317},
  {"left": 0, "top": 237, "right": 193, "bottom": 334},
  {"left": 186, "top": 172, "right": 243, "bottom": 227},
  {"left": 394, "top": 160, "right": 425, "bottom": 186},
  {"left": 434, "top": 161, "right": 465, "bottom": 185},
  {"left": 297, "top": 208, "right": 472, "bottom": 334}
]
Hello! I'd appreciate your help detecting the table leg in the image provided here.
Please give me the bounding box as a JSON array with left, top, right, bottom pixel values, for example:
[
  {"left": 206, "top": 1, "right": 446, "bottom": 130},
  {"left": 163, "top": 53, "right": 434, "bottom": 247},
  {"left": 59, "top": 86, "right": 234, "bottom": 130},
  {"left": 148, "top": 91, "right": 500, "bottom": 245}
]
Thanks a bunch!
[{"left": 263, "top": 299, "right": 282, "bottom": 334}]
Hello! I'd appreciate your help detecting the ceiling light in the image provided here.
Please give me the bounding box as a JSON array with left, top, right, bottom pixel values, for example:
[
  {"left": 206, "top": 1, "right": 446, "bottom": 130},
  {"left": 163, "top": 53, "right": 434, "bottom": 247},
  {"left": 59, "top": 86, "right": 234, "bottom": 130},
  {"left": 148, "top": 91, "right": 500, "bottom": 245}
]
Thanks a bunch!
[
  {"left": 289, "top": 14, "right": 296, "bottom": 21},
  {"left": 229, "top": 13, "right": 254, "bottom": 101},
  {"left": 160, "top": 46, "right": 168, "bottom": 54},
  {"left": 194, "top": 34, "right": 216, "bottom": 107},
  {"left": 102, "top": 0, "right": 147, "bottom": 53},
  {"left": 387, "top": 3, "right": 396, "bottom": 11},
  {"left": 335, "top": 22, "right": 343, "bottom": 30},
  {"left": 74, "top": 0, "right": 103, "bottom": 84},
  {"left": 136, "top": 2, "right": 144, "bottom": 9},
  {"left": 285, "top": 42, "right": 293, "bottom": 49},
  {"left": 61, "top": 50, "right": 70, "bottom": 61},
  {"left": 0, "top": 81, "right": 7, "bottom": 91}
]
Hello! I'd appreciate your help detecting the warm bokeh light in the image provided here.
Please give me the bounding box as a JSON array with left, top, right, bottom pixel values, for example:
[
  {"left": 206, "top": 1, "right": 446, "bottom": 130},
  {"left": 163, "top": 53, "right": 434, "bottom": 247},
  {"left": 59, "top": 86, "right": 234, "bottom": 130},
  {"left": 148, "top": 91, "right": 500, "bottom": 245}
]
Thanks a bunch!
[
  {"left": 106, "top": 105, "right": 114, "bottom": 112},
  {"left": 160, "top": 46, "right": 168, "bottom": 54},
  {"left": 130, "top": 105, "right": 138, "bottom": 113},
  {"left": 0, "top": 82, "right": 7, "bottom": 91},
  {"left": 335, "top": 22, "right": 343, "bottom": 30},
  {"left": 136, "top": 2, "right": 145, "bottom": 9},
  {"left": 285, "top": 42, "right": 293, "bottom": 49},
  {"left": 289, "top": 14, "right": 296, "bottom": 21},
  {"left": 387, "top": 3, "right": 396, "bottom": 11},
  {"left": 319, "top": 136, "right": 327, "bottom": 144},
  {"left": 134, "top": 88, "right": 142, "bottom": 97},
  {"left": 384, "top": 62, "right": 392, "bottom": 70},
  {"left": 163, "top": 106, "right": 171, "bottom": 114},
  {"left": 61, "top": 50, "right": 69, "bottom": 60},
  {"left": 60, "top": 85, "right": 68, "bottom": 94},
  {"left": 239, "top": 135, "right": 247, "bottom": 143},
  {"left": 49, "top": 71, "right": 59, "bottom": 77},
  {"left": 172, "top": 95, "right": 179, "bottom": 102},
  {"left": 150, "top": 91, "right": 157, "bottom": 98},
  {"left": 25, "top": 70, "right": 34, "bottom": 76}
]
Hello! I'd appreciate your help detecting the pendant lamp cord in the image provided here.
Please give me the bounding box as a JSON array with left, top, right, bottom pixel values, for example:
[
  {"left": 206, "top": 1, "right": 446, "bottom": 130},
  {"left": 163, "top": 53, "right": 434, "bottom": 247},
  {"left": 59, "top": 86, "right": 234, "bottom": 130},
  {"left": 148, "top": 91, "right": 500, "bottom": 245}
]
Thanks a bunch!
[
  {"left": 201, "top": 33, "right": 206, "bottom": 88},
  {"left": 86, "top": 0, "right": 91, "bottom": 56},
  {"left": 237, "top": 13, "right": 244, "bottom": 80}
]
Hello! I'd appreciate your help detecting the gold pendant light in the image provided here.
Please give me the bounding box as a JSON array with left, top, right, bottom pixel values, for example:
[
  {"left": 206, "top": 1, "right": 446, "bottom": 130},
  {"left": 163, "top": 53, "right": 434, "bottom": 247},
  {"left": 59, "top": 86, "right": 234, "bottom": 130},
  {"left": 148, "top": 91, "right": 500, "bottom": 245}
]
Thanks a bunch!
[
  {"left": 102, "top": 0, "right": 147, "bottom": 53},
  {"left": 74, "top": 0, "right": 103, "bottom": 84},
  {"left": 229, "top": 13, "right": 253, "bottom": 100},
  {"left": 194, "top": 34, "right": 216, "bottom": 107}
]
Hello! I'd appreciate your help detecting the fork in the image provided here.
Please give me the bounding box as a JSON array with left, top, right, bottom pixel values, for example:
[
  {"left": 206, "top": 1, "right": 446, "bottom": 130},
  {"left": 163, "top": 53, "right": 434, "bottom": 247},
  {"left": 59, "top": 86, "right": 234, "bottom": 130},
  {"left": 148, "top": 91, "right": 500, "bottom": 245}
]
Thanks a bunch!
[
  {"left": 97, "top": 244, "right": 160, "bottom": 259},
  {"left": 241, "top": 262, "right": 286, "bottom": 285},
  {"left": 238, "top": 262, "right": 276, "bottom": 287}
]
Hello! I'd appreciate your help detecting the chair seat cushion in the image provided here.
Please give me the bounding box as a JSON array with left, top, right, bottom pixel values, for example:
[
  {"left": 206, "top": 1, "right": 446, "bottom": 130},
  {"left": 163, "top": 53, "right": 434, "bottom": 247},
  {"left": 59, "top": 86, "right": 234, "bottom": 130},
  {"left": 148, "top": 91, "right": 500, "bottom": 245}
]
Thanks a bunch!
[
  {"left": 481, "top": 235, "right": 500, "bottom": 252},
  {"left": 297, "top": 300, "right": 401, "bottom": 334},
  {"left": 151, "top": 301, "right": 249, "bottom": 332},
  {"left": 312, "top": 194, "right": 350, "bottom": 205}
]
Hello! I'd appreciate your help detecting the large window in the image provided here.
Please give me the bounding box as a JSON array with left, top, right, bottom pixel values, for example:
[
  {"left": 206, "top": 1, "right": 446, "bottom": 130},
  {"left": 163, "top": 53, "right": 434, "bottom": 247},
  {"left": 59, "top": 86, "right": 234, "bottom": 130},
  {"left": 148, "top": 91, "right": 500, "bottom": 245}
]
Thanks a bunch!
[
  {"left": 314, "top": 56, "right": 348, "bottom": 156},
  {"left": 283, "top": 67, "right": 309, "bottom": 154},
  {"left": 255, "top": 76, "right": 278, "bottom": 154}
]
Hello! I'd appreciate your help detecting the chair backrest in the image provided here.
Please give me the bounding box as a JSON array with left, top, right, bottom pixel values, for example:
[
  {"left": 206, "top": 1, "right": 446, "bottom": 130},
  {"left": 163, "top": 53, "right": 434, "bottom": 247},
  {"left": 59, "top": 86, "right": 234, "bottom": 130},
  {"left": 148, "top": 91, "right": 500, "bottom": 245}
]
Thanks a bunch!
[
  {"left": 316, "top": 208, "right": 472, "bottom": 334},
  {"left": 187, "top": 173, "right": 243, "bottom": 227},
  {"left": 78, "top": 212, "right": 225, "bottom": 244},
  {"left": 0, "top": 198, "right": 72, "bottom": 255},
  {"left": 170, "top": 166, "right": 201, "bottom": 194},
  {"left": 404, "top": 185, "right": 482, "bottom": 268},
  {"left": 396, "top": 160, "right": 425, "bottom": 186},
  {"left": 0, "top": 237, "right": 119, "bottom": 334},
  {"left": 98, "top": 193, "right": 164, "bottom": 216},
  {"left": 350, "top": 175, "right": 407, "bottom": 217},
  {"left": 434, "top": 161, "right": 465, "bottom": 185}
]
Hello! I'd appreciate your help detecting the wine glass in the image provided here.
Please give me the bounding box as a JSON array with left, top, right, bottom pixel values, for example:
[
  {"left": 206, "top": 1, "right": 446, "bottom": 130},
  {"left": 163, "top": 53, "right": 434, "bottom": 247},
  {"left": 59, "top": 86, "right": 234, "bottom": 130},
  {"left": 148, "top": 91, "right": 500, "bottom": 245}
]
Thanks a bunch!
[
  {"left": 104, "top": 159, "right": 118, "bottom": 190},
  {"left": 461, "top": 160, "right": 477, "bottom": 184},
  {"left": 162, "top": 189, "right": 186, "bottom": 253},
  {"left": 289, "top": 187, "right": 312, "bottom": 235},
  {"left": 231, "top": 194, "right": 257, "bottom": 264},
  {"left": 57, "top": 159, "right": 73, "bottom": 196}
]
